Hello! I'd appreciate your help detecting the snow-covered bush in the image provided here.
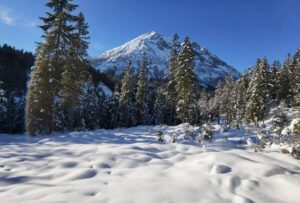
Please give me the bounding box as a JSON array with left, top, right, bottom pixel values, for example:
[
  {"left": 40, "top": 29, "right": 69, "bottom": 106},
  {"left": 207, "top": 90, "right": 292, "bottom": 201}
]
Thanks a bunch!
[
  {"left": 290, "top": 119, "right": 300, "bottom": 137},
  {"left": 156, "top": 131, "right": 164, "bottom": 142},
  {"left": 272, "top": 108, "right": 289, "bottom": 134},
  {"left": 171, "top": 134, "right": 177, "bottom": 143},
  {"left": 201, "top": 124, "right": 214, "bottom": 140}
]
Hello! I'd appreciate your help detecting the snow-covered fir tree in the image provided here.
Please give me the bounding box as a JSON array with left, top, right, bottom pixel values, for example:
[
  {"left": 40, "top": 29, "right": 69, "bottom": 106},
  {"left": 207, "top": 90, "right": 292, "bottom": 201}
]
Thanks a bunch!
[
  {"left": 213, "top": 81, "right": 223, "bottom": 124},
  {"left": 119, "top": 61, "right": 137, "bottom": 127},
  {"left": 235, "top": 76, "right": 248, "bottom": 127},
  {"left": 153, "top": 88, "right": 167, "bottom": 125},
  {"left": 60, "top": 12, "right": 90, "bottom": 130},
  {"left": 175, "top": 37, "right": 199, "bottom": 124},
  {"left": 108, "top": 83, "right": 121, "bottom": 128},
  {"left": 136, "top": 55, "right": 149, "bottom": 125},
  {"left": 281, "top": 54, "right": 293, "bottom": 106},
  {"left": 219, "top": 75, "right": 236, "bottom": 126},
  {"left": 80, "top": 76, "right": 99, "bottom": 130},
  {"left": 199, "top": 91, "right": 210, "bottom": 122},
  {"left": 289, "top": 49, "right": 300, "bottom": 105},
  {"left": 166, "top": 34, "right": 180, "bottom": 125},
  {"left": 26, "top": 0, "right": 80, "bottom": 135},
  {"left": 270, "top": 60, "right": 282, "bottom": 104},
  {"left": 0, "top": 81, "right": 7, "bottom": 116},
  {"left": 245, "top": 58, "right": 271, "bottom": 125}
]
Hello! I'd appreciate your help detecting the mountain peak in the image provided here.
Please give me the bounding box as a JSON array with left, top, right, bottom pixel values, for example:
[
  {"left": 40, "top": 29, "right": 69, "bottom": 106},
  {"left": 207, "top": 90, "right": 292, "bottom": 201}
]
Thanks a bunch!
[{"left": 91, "top": 32, "right": 240, "bottom": 87}]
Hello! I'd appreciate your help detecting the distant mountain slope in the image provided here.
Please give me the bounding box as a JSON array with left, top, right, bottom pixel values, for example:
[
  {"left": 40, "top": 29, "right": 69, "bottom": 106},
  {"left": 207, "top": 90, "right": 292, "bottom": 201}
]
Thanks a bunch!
[{"left": 91, "top": 31, "right": 240, "bottom": 87}]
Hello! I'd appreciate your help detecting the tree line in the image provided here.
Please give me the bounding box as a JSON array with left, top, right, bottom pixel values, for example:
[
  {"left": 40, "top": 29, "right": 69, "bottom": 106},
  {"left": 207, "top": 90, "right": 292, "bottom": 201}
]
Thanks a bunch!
[
  {"left": 1, "top": 0, "right": 299, "bottom": 136},
  {"left": 0, "top": 44, "right": 34, "bottom": 133},
  {"left": 212, "top": 52, "right": 300, "bottom": 130}
]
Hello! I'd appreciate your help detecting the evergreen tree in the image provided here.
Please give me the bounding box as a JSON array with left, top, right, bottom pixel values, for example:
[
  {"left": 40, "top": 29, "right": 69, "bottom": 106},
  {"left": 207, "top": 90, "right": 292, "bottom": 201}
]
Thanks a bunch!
[
  {"left": 246, "top": 58, "right": 271, "bottom": 125},
  {"left": 213, "top": 81, "right": 223, "bottom": 124},
  {"left": 166, "top": 34, "right": 180, "bottom": 125},
  {"left": 289, "top": 49, "right": 300, "bottom": 105},
  {"left": 175, "top": 37, "right": 199, "bottom": 124},
  {"left": 26, "top": 0, "right": 78, "bottom": 135},
  {"left": 136, "top": 55, "right": 149, "bottom": 125},
  {"left": 281, "top": 54, "right": 293, "bottom": 106},
  {"left": 199, "top": 91, "right": 209, "bottom": 121},
  {"left": 0, "top": 44, "right": 34, "bottom": 134},
  {"left": 220, "top": 75, "right": 236, "bottom": 126},
  {"left": 235, "top": 76, "right": 248, "bottom": 127},
  {"left": 96, "top": 86, "right": 108, "bottom": 129},
  {"left": 60, "top": 12, "right": 89, "bottom": 130},
  {"left": 119, "top": 61, "right": 136, "bottom": 127},
  {"left": 80, "top": 76, "right": 99, "bottom": 130},
  {"left": 153, "top": 88, "right": 167, "bottom": 125},
  {"left": 0, "top": 81, "right": 7, "bottom": 117},
  {"left": 108, "top": 83, "right": 121, "bottom": 128},
  {"left": 270, "top": 60, "right": 282, "bottom": 103}
]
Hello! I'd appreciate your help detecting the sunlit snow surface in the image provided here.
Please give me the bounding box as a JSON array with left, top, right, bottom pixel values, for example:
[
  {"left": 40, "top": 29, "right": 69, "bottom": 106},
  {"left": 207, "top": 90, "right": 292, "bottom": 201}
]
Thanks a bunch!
[{"left": 0, "top": 125, "right": 299, "bottom": 203}]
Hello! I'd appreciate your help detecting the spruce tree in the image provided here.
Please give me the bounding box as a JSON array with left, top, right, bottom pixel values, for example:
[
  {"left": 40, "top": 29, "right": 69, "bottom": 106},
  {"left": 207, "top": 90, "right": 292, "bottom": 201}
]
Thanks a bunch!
[
  {"left": 60, "top": 12, "right": 89, "bottom": 130},
  {"left": 108, "top": 83, "right": 121, "bottom": 128},
  {"left": 220, "top": 75, "right": 236, "bottom": 126},
  {"left": 166, "top": 34, "right": 180, "bottom": 125},
  {"left": 289, "top": 49, "right": 300, "bottom": 105},
  {"left": 281, "top": 54, "right": 293, "bottom": 106},
  {"left": 213, "top": 81, "right": 223, "bottom": 124},
  {"left": 119, "top": 61, "right": 136, "bottom": 127},
  {"left": 80, "top": 76, "right": 99, "bottom": 130},
  {"left": 0, "top": 81, "right": 7, "bottom": 116},
  {"left": 270, "top": 60, "right": 282, "bottom": 103},
  {"left": 235, "top": 76, "right": 248, "bottom": 127},
  {"left": 199, "top": 91, "right": 209, "bottom": 121},
  {"left": 245, "top": 58, "right": 271, "bottom": 125},
  {"left": 26, "top": 0, "right": 78, "bottom": 135},
  {"left": 136, "top": 55, "right": 149, "bottom": 125},
  {"left": 175, "top": 37, "right": 199, "bottom": 124},
  {"left": 154, "top": 88, "right": 167, "bottom": 125}
]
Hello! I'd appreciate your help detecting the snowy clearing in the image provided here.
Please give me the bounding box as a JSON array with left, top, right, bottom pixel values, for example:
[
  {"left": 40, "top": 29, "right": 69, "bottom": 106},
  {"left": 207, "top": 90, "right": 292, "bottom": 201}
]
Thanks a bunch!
[{"left": 0, "top": 125, "right": 300, "bottom": 203}]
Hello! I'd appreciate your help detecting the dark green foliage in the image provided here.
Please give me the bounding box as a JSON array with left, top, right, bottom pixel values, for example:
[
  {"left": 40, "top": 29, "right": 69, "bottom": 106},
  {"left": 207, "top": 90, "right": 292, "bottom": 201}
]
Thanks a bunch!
[
  {"left": 166, "top": 34, "right": 180, "bottom": 125},
  {"left": 60, "top": 12, "right": 90, "bottom": 130},
  {"left": 235, "top": 76, "right": 249, "bottom": 127},
  {"left": 0, "top": 45, "right": 34, "bottom": 133},
  {"left": 272, "top": 107, "right": 289, "bottom": 134},
  {"left": 118, "top": 61, "right": 136, "bottom": 127},
  {"left": 26, "top": 0, "right": 91, "bottom": 135},
  {"left": 246, "top": 58, "right": 271, "bottom": 125},
  {"left": 153, "top": 88, "right": 166, "bottom": 125},
  {"left": 80, "top": 76, "right": 99, "bottom": 130},
  {"left": 136, "top": 55, "right": 149, "bottom": 125},
  {"left": 175, "top": 37, "right": 199, "bottom": 124},
  {"left": 219, "top": 75, "right": 236, "bottom": 126}
]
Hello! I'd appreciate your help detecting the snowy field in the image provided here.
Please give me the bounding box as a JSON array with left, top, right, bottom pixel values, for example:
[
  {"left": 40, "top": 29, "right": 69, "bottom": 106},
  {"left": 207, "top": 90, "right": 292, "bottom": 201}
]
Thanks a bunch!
[{"left": 0, "top": 125, "right": 300, "bottom": 203}]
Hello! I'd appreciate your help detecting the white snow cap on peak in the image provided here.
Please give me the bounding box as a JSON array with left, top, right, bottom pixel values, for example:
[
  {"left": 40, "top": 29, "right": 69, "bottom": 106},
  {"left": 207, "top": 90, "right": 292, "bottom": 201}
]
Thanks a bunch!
[{"left": 91, "top": 31, "right": 240, "bottom": 87}]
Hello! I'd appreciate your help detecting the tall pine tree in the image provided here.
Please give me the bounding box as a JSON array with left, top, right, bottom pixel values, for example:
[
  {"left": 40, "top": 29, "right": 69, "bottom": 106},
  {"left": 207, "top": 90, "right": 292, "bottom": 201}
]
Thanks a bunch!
[
  {"left": 136, "top": 55, "right": 149, "bottom": 125},
  {"left": 60, "top": 12, "right": 89, "bottom": 130},
  {"left": 166, "top": 34, "right": 180, "bottom": 125},
  {"left": 246, "top": 58, "right": 271, "bottom": 125},
  {"left": 26, "top": 0, "right": 78, "bottom": 135},
  {"left": 235, "top": 76, "right": 248, "bottom": 127},
  {"left": 119, "top": 61, "right": 136, "bottom": 127},
  {"left": 175, "top": 37, "right": 199, "bottom": 124}
]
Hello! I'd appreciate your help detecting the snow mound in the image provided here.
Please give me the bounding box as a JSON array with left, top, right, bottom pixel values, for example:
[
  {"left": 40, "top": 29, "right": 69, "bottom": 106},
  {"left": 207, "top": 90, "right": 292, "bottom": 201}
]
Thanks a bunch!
[{"left": 210, "top": 164, "right": 232, "bottom": 174}]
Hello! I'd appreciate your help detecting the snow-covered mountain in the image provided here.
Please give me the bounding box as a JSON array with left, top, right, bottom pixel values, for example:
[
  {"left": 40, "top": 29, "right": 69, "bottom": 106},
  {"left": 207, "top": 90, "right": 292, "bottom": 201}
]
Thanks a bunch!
[{"left": 91, "top": 31, "right": 240, "bottom": 87}]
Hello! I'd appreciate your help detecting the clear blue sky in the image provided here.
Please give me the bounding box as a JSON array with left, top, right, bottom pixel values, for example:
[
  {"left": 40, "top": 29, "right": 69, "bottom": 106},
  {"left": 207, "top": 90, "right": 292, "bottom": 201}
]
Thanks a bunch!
[{"left": 0, "top": 0, "right": 299, "bottom": 72}]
